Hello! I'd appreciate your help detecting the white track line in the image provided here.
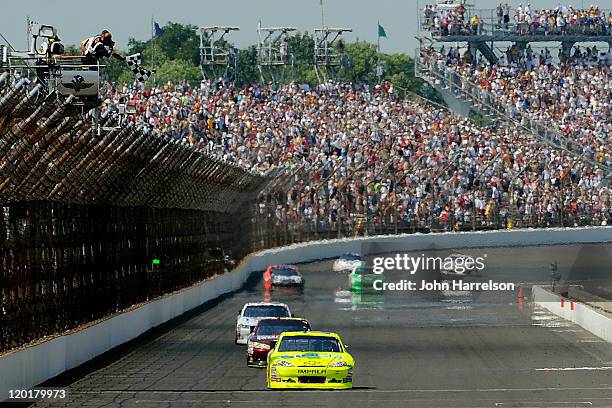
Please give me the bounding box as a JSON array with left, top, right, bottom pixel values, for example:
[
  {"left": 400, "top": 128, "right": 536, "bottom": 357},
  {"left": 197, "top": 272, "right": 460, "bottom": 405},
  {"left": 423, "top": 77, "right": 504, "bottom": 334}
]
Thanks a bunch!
[
  {"left": 535, "top": 367, "right": 612, "bottom": 371},
  {"left": 74, "top": 386, "right": 612, "bottom": 394}
]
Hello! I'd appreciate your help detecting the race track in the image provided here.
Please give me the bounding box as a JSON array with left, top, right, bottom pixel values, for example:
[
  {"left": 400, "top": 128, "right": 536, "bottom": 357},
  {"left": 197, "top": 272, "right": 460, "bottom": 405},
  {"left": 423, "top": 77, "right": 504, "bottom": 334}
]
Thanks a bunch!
[{"left": 26, "top": 243, "right": 612, "bottom": 407}]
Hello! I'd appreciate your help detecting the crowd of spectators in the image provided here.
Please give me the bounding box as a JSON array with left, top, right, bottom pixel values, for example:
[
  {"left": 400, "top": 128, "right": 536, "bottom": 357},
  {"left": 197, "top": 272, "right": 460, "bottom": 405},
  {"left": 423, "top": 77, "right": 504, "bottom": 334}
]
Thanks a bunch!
[
  {"left": 101, "top": 71, "right": 610, "bottom": 232},
  {"left": 422, "top": 2, "right": 479, "bottom": 36},
  {"left": 509, "top": 3, "right": 612, "bottom": 35},
  {"left": 422, "top": 2, "right": 612, "bottom": 36},
  {"left": 420, "top": 43, "right": 611, "bottom": 169}
]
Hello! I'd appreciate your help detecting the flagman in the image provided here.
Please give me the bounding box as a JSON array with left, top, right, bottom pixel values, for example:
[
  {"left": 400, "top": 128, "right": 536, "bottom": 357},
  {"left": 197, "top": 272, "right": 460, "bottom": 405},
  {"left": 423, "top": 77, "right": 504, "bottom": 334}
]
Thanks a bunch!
[{"left": 81, "top": 30, "right": 125, "bottom": 64}]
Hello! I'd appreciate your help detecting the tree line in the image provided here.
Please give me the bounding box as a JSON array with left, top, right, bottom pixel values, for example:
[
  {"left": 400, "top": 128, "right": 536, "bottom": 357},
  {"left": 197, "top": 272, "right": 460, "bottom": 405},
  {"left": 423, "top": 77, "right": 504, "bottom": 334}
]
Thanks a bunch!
[{"left": 102, "top": 22, "right": 437, "bottom": 100}]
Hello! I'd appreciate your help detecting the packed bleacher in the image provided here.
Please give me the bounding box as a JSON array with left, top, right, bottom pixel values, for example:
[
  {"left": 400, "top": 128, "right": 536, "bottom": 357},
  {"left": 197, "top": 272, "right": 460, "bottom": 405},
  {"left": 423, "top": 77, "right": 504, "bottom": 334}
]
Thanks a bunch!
[
  {"left": 422, "top": 2, "right": 612, "bottom": 36},
  {"left": 101, "top": 73, "right": 610, "bottom": 232},
  {"left": 95, "top": 0, "right": 611, "bottom": 233},
  {"left": 420, "top": 44, "right": 611, "bottom": 167}
]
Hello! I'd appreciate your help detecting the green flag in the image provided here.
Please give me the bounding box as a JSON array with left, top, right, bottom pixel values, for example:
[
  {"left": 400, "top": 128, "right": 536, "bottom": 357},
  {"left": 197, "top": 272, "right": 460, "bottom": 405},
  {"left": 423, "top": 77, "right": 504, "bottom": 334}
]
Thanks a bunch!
[{"left": 378, "top": 23, "right": 387, "bottom": 38}]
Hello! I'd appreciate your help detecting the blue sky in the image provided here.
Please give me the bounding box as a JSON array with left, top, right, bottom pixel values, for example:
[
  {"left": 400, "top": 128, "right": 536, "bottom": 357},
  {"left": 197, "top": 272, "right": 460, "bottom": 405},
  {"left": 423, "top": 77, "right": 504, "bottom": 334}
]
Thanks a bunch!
[{"left": 0, "top": 0, "right": 597, "bottom": 55}]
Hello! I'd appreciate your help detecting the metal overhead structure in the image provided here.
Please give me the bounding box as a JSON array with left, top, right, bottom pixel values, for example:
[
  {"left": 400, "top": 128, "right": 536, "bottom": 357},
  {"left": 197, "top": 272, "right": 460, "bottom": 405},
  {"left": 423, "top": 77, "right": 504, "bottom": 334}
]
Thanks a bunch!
[
  {"left": 313, "top": 27, "right": 352, "bottom": 82},
  {"left": 198, "top": 26, "right": 240, "bottom": 81},
  {"left": 0, "top": 19, "right": 130, "bottom": 135},
  {"left": 256, "top": 22, "right": 296, "bottom": 84},
  {"left": 1, "top": 21, "right": 98, "bottom": 105},
  {"left": 417, "top": 0, "right": 612, "bottom": 64}
]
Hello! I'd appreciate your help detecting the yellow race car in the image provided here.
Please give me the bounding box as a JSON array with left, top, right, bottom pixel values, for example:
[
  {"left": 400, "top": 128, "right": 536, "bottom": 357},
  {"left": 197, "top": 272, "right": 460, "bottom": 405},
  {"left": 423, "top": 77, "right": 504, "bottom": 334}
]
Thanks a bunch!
[{"left": 266, "top": 331, "right": 354, "bottom": 389}]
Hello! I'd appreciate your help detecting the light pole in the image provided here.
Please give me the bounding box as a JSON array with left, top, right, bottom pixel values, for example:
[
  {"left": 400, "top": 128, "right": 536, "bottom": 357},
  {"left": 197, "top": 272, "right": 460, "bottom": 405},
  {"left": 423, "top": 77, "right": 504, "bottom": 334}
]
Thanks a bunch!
[{"left": 320, "top": 0, "right": 326, "bottom": 29}]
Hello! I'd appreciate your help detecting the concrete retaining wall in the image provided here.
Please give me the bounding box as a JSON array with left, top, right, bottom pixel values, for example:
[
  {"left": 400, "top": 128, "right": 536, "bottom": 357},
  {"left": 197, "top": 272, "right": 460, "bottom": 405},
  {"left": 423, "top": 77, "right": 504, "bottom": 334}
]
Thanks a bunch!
[
  {"left": 0, "top": 269, "right": 248, "bottom": 401},
  {"left": 568, "top": 286, "right": 612, "bottom": 314},
  {"left": 1, "top": 226, "right": 610, "bottom": 400},
  {"left": 533, "top": 285, "right": 612, "bottom": 343}
]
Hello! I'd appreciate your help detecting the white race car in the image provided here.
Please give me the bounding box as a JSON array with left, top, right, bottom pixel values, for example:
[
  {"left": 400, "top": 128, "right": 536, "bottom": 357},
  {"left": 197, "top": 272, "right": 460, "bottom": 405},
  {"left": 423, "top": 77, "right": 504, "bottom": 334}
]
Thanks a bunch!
[
  {"left": 264, "top": 265, "right": 305, "bottom": 287},
  {"left": 235, "top": 302, "right": 292, "bottom": 345},
  {"left": 333, "top": 253, "right": 364, "bottom": 272},
  {"left": 440, "top": 253, "right": 475, "bottom": 276}
]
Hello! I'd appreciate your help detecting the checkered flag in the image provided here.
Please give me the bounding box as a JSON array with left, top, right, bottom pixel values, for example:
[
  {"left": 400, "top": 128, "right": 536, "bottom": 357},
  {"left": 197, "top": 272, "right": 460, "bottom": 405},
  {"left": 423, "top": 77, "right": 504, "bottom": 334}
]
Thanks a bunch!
[
  {"left": 134, "top": 66, "right": 153, "bottom": 82},
  {"left": 125, "top": 53, "right": 153, "bottom": 82},
  {"left": 125, "top": 53, "right": 142, "bottom": 68}
]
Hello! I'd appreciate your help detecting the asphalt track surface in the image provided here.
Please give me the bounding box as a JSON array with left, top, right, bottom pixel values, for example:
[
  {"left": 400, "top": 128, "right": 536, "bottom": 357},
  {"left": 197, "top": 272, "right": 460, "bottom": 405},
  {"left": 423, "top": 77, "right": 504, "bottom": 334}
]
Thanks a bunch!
[{"left": 12, "top": 243, "right": 612, "bottom": 407}]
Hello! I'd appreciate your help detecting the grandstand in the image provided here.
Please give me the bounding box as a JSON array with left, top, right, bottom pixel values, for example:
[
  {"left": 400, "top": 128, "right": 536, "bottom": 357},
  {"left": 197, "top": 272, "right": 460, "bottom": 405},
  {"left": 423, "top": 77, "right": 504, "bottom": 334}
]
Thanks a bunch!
[
  {"left": 415, "top": 2, "right": 610, "bottom": 231},
  {"left": 104, "top": 78, "right": 609, "bottom": 236},
  {"left": 91, "top": 2, "right": 610, "bottom": 238},
  {"left": 2, "top": 11, "right": 607, "bottom": 239},
  {"left": 419, "top": 1, "right": 612, "bottom": 62}
]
